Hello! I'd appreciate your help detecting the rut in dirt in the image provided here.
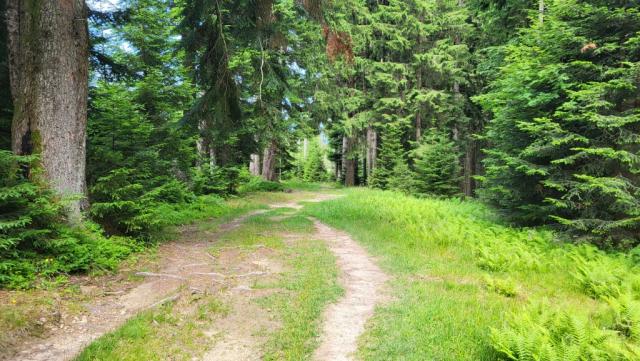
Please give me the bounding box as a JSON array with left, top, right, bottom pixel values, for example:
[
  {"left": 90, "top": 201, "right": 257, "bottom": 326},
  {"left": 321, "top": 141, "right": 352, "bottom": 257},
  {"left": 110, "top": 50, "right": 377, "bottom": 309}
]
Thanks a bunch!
[
  {"left": 311, "top": 219, "right": 388, "bottom": 361},
  {"left": 11, "top": 193, "right": 389, "bottom": 361},
  {"left": 10, "top": 209, "right": 268, "bottom": 361}
]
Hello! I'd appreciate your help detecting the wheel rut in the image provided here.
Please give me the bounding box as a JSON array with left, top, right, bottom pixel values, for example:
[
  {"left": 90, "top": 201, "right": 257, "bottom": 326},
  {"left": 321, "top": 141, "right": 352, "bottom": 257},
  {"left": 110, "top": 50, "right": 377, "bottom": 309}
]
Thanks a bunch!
[
  {"left": 311, "top": 220, "right": 388, "bottom": 361},
  {"left": 11, "top": 192, "right": 389, "bottom": 361}
]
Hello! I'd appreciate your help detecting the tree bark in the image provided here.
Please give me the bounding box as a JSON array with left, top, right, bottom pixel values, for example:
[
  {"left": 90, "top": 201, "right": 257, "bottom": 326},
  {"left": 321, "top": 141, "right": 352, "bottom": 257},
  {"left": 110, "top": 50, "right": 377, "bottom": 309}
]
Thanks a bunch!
[
  {"left": 342, "top": 135, "right": 356, "bottom": 186},
  {"left": 538, "top": 0, "right": 544, "bottom": 25},
  {"left": 463, "top": 139, "right": 476, "bottom": 197},
  {"left": 302, "top": 138, "right": 309, "bottom": 160},
  {"left": 196, "top": 119, "right": 208, "bottom": 168},
  {"left": 261, "top": 140, "right": 277, "bottom": 181},
  {"left": 249, "top": 153, "right": 261, "bottom": 176},
  {"left": 365, "top": 126, "right": 377, "bottom": 183},
  {"left": 415, "top": 66, "right": 422, "bottom": 141},
  {"left": 7, "top": 0, "right": 89, "bottom": 216}
]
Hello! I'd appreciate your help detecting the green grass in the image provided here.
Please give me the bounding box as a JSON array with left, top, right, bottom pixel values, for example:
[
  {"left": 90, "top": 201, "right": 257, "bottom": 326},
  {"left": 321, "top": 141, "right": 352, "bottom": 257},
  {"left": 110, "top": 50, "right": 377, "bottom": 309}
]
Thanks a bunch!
[
  {"left": 303, "top": 188, "right": 640, "bottom": 360},
  {"left": 1, "top": 190, "right": 309, "bottom": 357},
  {"left": 259, "top": 237, "right": 341, "bottom": 361},
  {"left": 74, "top": 204, "right": 340, "bottom": 360},
  {"left": 280, "top": 179, "right": 337, "bottom": 191},
  {"left": 150, "top": 194, "right": 265, "bottom": 237},
  {"left": 74, "top": 296, "right": 228, "bottom": 361},
  {"left": 211, "top": 209, "right": 341, "bottom": 360}
]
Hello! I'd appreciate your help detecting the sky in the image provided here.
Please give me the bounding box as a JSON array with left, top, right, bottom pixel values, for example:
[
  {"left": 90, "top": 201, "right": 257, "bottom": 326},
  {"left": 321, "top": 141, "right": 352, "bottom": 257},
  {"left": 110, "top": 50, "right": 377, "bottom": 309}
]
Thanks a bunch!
[{"left": 87, "top": 0, "right": 124, "bottom": 12}]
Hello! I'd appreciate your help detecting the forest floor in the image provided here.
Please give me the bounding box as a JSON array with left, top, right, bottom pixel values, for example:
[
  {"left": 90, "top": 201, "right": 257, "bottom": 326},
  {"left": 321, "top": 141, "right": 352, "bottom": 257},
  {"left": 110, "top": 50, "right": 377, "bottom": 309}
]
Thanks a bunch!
[
  {"left": 4, "top": 188, "right": 389, "bottom": 361},
  {"left": 6, "top": 187, "right": 637, "bottom": 360}
]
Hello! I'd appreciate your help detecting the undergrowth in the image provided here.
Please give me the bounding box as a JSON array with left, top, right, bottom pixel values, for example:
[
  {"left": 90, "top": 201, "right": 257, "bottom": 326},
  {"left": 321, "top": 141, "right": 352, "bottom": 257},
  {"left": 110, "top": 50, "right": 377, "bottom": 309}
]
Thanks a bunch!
[{"left": 0, "top": 151, "right": 140, "bottom": 289}]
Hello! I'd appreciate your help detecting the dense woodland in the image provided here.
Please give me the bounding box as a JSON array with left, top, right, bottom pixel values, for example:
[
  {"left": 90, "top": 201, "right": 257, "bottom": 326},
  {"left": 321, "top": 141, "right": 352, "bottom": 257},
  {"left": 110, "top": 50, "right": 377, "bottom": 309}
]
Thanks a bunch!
[
  {"left": 1, "top": 0, "right": 639, "bottom": 284},
  {"left": 1, "top": 0, "right": 640, "bottom": 360}
]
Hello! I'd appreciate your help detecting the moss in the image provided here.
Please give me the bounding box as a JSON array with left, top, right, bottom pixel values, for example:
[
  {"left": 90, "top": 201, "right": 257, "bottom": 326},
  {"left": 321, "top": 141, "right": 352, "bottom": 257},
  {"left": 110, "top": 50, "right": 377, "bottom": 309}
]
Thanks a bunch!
[{"left": 27, "top": 129, "right": 46, "bottom": 186}]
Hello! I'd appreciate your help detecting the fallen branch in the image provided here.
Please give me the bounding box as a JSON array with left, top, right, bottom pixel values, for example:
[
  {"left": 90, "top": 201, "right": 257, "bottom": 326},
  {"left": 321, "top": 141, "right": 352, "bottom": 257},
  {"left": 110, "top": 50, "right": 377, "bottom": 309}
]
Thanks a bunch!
[
  {"left": 135, "top": 272, "right": 186, "bottom": 280},
  {"left": 180, "top": 263, "right": 209, "bottom": 269},
  {"left": 191, "top": 272, "right": 225, "bottom": 278},
  {"left": 149, "top": 293, "right": 181, "bottom": 308}
]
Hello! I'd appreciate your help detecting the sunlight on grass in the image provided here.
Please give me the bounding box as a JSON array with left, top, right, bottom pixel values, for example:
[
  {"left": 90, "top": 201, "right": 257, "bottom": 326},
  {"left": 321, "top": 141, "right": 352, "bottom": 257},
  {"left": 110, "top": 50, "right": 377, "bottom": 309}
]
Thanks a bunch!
[
  {"left": 73, "top": 297, "right": 227, "bottom": 361},
  {"left": 304, "top": 188, "right": 640, "bottom": 360},
  {"left": 260, "top": 238, "right": 341, "bottom": 360},
  {"left": 209, "top": 208, "right": 341, "bottom": 360}
]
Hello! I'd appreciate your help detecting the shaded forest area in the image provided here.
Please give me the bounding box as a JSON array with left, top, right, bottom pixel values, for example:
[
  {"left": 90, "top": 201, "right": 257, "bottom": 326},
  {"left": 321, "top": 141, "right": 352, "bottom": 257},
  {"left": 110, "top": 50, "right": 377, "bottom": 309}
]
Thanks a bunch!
[{"left": 0, "top": 0, "right": 639, "bottom": 289}]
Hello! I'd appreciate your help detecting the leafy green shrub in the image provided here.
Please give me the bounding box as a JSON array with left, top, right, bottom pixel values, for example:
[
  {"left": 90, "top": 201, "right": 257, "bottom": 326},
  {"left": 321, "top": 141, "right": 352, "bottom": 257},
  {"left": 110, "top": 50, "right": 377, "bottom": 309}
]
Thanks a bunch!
[
  {"left": 604, "top": 294, "right": 640, "bottom": 343},
  {"left": 568, "top": 246, "right": 639, "bottom": 300},
  {"left": 475, "top": 239, "right": 544, "bottom": 272},
  {"left": 302, "top": 138, "right": 329, "bottom": 182},
  {"left": 491, "top": 306, "right": 633, "bottom": 361},
  {"left": 386, "top": 162, "right": 419, "bottom": 194},
  {"left": 0, "top": 152, "right": 139, "bottom": 289},
  {"left": 369, "top": 123, "right": 408, "bottom": 190},
  {"left": 237, "top": 176, "right": 284, "bottom": 193},
  {"left": 484, "top": 275, "right": 518, "bottom": 297},
  {"left": 235, "top": 167, "right": 283, "bottom": 193}
]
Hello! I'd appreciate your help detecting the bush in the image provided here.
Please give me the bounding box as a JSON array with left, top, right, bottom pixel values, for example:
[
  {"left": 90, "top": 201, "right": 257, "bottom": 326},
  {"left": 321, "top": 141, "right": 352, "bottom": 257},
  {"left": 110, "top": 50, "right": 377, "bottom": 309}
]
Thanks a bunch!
[
  {"left": 569, "top": 246, "right": 640, "bottom": 300},
  {"left": 0, "top": 152, "right": 139, "bottom": 289},
  {"left": 90, "top": 168, "right": 195, "bottom": 239},
  {"left": 302, "top": 138, "right": 329, "bottom": 182},
  {"left": 238, "top": 177, "right": 284, "bottom": 193},
  {"left": 475, "top": 237, "right": 544, "bottom": 272},
  {"left": 484, "top": 275, "right": 518, "bottom": 297},
  {"left": 604, "top": 294, "right": 640, "bottom": 343},
  {"left": 236, "top": 167, "right": 284, "bottom": 193},
  {"left": 386, "top": 162, "right": 419, "bottom": 194},
  {"left": 192, "top": 165, "right": 240, "bottom": 195}
]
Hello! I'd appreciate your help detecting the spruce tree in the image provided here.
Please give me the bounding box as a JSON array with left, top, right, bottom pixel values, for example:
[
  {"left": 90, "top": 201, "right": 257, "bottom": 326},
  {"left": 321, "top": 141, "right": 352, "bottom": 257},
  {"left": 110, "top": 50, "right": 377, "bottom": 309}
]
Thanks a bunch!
[{"left": 477, "top": 0, "right": 640, "bottom": 246}]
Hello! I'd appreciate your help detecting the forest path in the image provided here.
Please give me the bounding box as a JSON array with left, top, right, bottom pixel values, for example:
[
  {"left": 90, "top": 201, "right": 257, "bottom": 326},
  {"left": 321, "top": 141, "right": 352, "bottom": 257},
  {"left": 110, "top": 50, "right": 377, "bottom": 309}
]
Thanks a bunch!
[
  {"left": 11, "top": 208, "right": 270, "bottom": 361},
  {"left": 11, "top": 190, "right": 388, "bottom": 361},
  {"left": 199, "top": 192, "right": 389, "bottom": 361},
  {"left": 311, "top": 220, "right": 388, "bottom": 361}
]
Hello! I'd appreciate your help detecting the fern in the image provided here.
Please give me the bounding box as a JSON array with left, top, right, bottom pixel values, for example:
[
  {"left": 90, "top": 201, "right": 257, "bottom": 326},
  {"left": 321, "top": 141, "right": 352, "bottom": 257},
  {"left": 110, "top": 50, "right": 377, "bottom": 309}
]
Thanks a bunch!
[{"left": 491, "top": 305, "right": 629, "bottom": 361}]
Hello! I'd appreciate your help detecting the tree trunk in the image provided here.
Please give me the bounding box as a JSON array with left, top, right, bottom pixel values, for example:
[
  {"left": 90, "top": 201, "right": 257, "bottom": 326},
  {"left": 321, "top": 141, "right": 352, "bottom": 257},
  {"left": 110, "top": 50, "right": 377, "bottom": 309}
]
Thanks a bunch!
[
  {"left": 415, "top": 67, "right": 422, "bottom": 141},
  {"left": 342, "top": 135, "right": 356, "bottom": 186},
  {"left": 7, "top": 0, "right": 89, "bottom": 216},
  {"left": 302, "top": 138, "right": 308, "bottom": 160},
  {"left": 365, "top": 126, "right": 377, "bottom": 183},
  {"left": 261, "top": 140, "right": 277, "bottom": 181},
  {"left": 196, "top": 119, "right": 208, "bottom": 168},
  {"left": 249, "top": 153, "right": 261, "bottom": 176},
  {"left": 463, "top": 139, "right": 476, "bottom": 197},
  {"left": 538, "top": 0, "right": 544, "bottom": 25}
]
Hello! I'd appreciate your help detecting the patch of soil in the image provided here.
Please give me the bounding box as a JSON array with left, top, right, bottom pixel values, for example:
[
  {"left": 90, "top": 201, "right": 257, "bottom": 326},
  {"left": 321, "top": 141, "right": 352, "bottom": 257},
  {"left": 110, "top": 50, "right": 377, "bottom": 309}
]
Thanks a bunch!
[
  {"left": 7, "top": 209, "right": 270, "bottom": 361},
  {"left": 10, "top": 191, "right": 387, "bottom": 361},
  {"left": 311, "top": 220, "right": 389, "bottom": 361}
]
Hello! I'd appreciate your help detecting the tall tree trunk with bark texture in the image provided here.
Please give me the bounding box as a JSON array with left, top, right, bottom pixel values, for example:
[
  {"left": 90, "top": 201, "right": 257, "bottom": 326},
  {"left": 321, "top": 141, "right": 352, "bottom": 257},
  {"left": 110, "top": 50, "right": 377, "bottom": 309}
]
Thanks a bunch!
[
  {"left": 249, "top": 153, "right": 261, "bottom": 176},
  {"left": 365, "top": 126, "right": 376, "bottom": 183},
  {"left": 342, "top": 135, "right": 356, "bottom": 186},
  {"left": 463, "top": 139, "right": 476, "bottom": 197},
  {"left": 261, "top": 140, "right": 277, "bottom": 181},
  {"left": 7, "top": 0, "right": 89, "bottom": 215}
]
